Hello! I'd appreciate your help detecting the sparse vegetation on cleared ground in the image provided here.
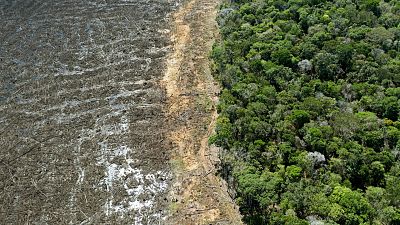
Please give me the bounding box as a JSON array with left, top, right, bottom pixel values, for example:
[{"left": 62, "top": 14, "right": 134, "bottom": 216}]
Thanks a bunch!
[
  {"left": 1, "top": 0, "right": 242, "bottom": 224},
  {"left": 211, "top": 0, "right": 400, "bottom": 224},
  {"left": 0, "top": 1, "right": 178, "bottom": 224},
  {"left": 164, "top": 0, "right": 243, "bottom": 223}
]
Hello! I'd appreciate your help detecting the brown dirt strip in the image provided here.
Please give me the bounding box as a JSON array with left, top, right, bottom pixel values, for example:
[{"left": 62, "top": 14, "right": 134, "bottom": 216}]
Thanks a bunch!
[{"left": 162, "top": 0, "right": 243, "bottom": 224}]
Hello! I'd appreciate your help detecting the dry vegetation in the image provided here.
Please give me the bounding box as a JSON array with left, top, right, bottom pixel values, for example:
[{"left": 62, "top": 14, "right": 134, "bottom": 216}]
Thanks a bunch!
[
  {"left": 0, "top": 0, "right": 241, "bottom": 224},
  {"left": 163, "top": 0, "right": 243, "bottom": 224}
]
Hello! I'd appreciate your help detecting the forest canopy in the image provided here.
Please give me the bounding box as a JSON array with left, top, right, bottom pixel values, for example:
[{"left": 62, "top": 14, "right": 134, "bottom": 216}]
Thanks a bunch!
[{"left": 210, "top": 0, "right": 400, "bottom": 224}]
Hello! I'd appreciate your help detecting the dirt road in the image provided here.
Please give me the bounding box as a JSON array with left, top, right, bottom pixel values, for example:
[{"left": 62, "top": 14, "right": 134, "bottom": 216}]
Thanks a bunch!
[{"left": 163, "top": 0, "right": 243, "bottom": 224}]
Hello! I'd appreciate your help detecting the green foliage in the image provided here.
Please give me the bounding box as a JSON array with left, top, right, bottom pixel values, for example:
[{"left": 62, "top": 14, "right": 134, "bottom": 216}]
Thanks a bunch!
[
  {"left": 329, "top": 186, "right": 372, "bottom": 224},
  {"left": 289, "top": 110, "right": 310, "bottom": 128},
  {"left": 212, "top": 0, "right": 400, "bottom": 223}
]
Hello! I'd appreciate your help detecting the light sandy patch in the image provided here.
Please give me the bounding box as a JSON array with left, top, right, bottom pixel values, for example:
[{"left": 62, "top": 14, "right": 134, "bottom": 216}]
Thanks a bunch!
[{"left": 162, "top": 0, "right": 243, "bottom": 224}]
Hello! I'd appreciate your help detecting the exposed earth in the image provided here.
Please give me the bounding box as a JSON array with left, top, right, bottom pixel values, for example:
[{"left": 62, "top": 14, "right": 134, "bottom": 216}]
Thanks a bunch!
[
  {"left": 163, "top": 0, "right": 242, "bottom": 224},
  {"left": 0, "top": 0, "right": 241, "bottom": 224}
]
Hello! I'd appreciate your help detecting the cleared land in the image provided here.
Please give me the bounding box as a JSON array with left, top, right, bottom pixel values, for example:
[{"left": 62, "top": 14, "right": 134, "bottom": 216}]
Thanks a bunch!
[
  {"left": 164, "top": 0, "right": 242, "bottom": 224},
  {"left": 0, "top": 0, "right": 241, "bottom": 224},
  {"left": 0, "top": 1, "right": 178, "bottom": 224}
]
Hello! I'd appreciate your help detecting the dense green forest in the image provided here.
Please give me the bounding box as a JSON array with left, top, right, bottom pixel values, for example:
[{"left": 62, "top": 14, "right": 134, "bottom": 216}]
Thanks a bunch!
[{"left": 210, "top": 0, "right": 400, "bottom": 224}]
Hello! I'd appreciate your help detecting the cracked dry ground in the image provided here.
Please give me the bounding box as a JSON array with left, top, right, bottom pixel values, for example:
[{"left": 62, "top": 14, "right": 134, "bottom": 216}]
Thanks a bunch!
[{"left": 0, "top": 0, "right": 241, "bottom": 224}]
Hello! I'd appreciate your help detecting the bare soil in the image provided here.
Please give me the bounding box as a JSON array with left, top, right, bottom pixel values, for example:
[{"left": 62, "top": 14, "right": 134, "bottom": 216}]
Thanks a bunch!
[
  {"left": 0, "top": 1, "right": 180, "bottom": 224},
  {"left": 163, "top": 0, "right": 243, "bottom": 224},
  {"left": 0, "top": 0, "right": 241, "bottom": 224}
]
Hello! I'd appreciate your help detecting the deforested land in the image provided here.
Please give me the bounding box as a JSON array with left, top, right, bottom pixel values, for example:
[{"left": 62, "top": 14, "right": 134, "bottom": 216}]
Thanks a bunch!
[{"left": 0, "top": 0, "right": 242, "bottom": 224}]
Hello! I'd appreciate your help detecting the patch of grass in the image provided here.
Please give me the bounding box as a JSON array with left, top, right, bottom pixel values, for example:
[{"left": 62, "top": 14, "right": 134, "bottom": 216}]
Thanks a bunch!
[
  {"left": 170, "top": 158, "right": 185, "bottom": 171},
  {"left": 195, "top": 94, "right": 213, "bottom": 113},
  {"left": 168, "top": 201, "right": 181, "bottom": 214}
]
